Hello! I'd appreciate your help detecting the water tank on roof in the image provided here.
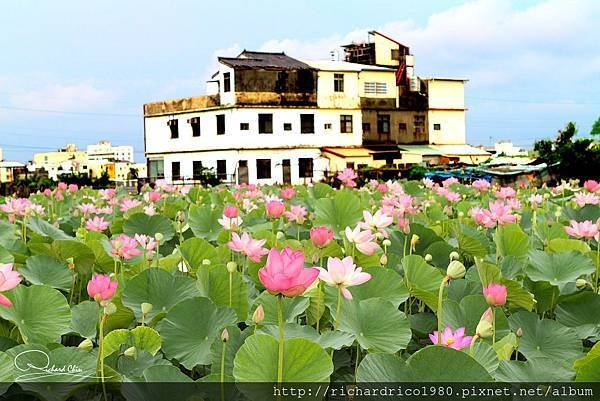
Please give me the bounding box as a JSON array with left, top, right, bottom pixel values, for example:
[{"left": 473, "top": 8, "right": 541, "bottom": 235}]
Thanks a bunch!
[
  {"left": 409, "top": 76, "right": 420, "bottom": 92},
  {"left": 404, "top": 55, "right": 415, "bottom": 67}
]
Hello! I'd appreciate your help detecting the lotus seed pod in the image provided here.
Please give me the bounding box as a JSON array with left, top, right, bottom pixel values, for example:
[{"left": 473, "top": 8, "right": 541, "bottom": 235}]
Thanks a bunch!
[
  {"left": 202, "top": 259, "right": 211, "bottom": 266},
  {"left": 382, "top": 239, "right": 391, "bottom": 247},
  {"left": 252, "top": 305, "right": 265, "bottom": 325},
  {"left": 424, "top": 254, "right": 433, "bottom": 262},
  {"left": 446, "top": 260, "right": 466, "bottom": 280},
  {"left": 226, "top": 261, "right": 237, "bottom": 273},
  {"left": 141, "top": 302, "right": 153, "bottom": 315},
  {"left": 154, "top": 232, "right": 164, "bottom": 242},
  {"left": 78, "top": 338, "right": 93, "bottom": 351},
  {"left": 449, "top": 251, "right": 460, "bottom": 261}
]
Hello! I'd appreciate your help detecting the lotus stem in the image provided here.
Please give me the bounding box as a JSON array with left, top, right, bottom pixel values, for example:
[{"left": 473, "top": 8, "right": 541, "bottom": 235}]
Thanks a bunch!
[
  {"left": 333, "top": 286, "right": 342, "bottom": 331},
  {"left": 437, "top": 277, "right": 448, "bottom": 345},
  {"left": 277, "top": 295, "right": 284, "bottom": 385},
  {"left": 220, "top": 338, "right": 227, "bottom": 383},
  {"left": 492, "top": 307, "right": 496, "bottom": 345},
  {"left": 228, "top": 271, "right": 233, "bottom": 308},
  {"left": 469, "top": 334, "right": 480, "bottom": 356}
]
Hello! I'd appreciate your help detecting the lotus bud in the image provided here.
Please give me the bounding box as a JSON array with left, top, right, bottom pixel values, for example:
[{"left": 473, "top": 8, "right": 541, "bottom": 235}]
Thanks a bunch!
[
  {"left": 221, "top": 328, "right": 229, "bottom": 343},
  {"left": 103, "top": 302, "right": 117, "bottom": 316},
  {"left": 475, "top": 307, "right": 494, "bottom": 338},
  {"left": 154, "top": 232, "right": 164, "bottom": 242},
  {"left": 576, "top": 279, "right": 588, "bottom": 289},
  {"left": 66, "top": 257, "right": 75, "bottom": 270},
  {"left": 141, "top": 302, "right": 153, "bottom": 315},
  {"left": 424, "top": 254, "right": 433, "bottom": 262},
  {"left": 458, "top": 211, "right": 464, "bottom": 218},
  {"left": 554, "top": 208, "right": 562, "bottom": 218},
  {"left": 276, "top": 231, "right": 285, "bottom": 240},
  {"left": 176, "top": 210, "right": 186, "bottom": 222},
  {"left": 449, "top": 251, "right": 460, "bottom": 261},
  {"left": 226, "top": 261, "right": 237, "bottom": 274},
  {"left": 252, "top": 305, "right": 265, "bottom": 325},
  {"left": 202, "top": 259, "right": 211, "bottom": 266},
  {"left": 123, "top": 346, "right": 137, "bottom": 358},
  {"left": 379, "top": 254, "right": 388, "bottom": 265},
  {"left": 516, "top": 327, "right": 523, "bottom": 338},
  {"left": 78, "top": 338, "right": 93, "bottom": 351},
  {"left": 446, "top": 260, "right": 466, "bottom": 280},
  {"left": 410, "top": 234, "right": 420, "bottom": 251},
  {"left": 382, "top": 239, "right": 391, "bottom": 247}
]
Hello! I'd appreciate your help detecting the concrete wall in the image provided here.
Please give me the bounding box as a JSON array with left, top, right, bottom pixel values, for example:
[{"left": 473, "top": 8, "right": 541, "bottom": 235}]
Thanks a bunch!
[
  {"left": 361, "top": 110, "right": 428, "bottom": 144},
  {"left": 427, "top": 109, "right": 466, "bottom": 145},
  {"left": 373, "top": 33, "right": 400, "bottom": 67},
  {"left": 316, "top": 71, "right": 360, "bottom": 109},
  {"left": 426, "top": 79, "right": 465, "bottom": 110}
]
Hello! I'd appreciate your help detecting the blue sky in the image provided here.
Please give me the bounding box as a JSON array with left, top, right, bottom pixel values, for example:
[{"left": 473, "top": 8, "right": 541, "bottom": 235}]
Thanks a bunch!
[{"left": 1, "top": 0, "right": 599, "bottom": 162}]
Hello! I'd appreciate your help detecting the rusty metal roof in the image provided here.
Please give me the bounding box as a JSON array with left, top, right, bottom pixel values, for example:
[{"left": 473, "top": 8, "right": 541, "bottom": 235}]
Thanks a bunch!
[{"left": 218, "top": 50, "right": 314, "bottom": 70}]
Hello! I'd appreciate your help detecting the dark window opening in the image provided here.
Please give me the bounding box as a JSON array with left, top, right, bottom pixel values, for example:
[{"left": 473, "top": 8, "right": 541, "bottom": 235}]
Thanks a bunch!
[
  {"left": 334, "top": 73, "right": 344, "bottom": 92},
  {"left": 362, "top": 122, "right": 371, "bottom": 134},
  {"left": 193, "top": 161, "right": 202, "bottom": 180},
  {"left": 216, "top": 114, "right": 225, "bottom": 135},
  {"left": 217, "top": 160, "right": 227, "bottom": 181},
  {"left": 391, "top": 49, "right": 400, "bottom": 61},
  {"left": 434, "top": 123, "right": 441, "bottom": 130},
  {"left": 283, "top": 123, "right": 292, "bottom": 131},
  {"left": 223, "top": 72, "right": 231, "bottom": 92},
  {"left": 399, "top": 122, "right": 407, "bottom": 131},
  {"left": 256, "top": 159, "right": 272, "bottom": 179},
  {"left": 149, "top": 160, "right": 164, "bottom": 179},
  {"left": 346, "top": 162, "right": 355, "bottom": 169},
  {"left": 300, "top": 114, "right": 314, "bottom": 134},
  {"left": 171, "top": 161, "right": 181, "bottom": 180},
  {"left": 299, "top": 158, "right": 313, "bottom": 178},
  {"left": 189, "top": 117, "right": 200, "bottom": 137},
  {"left": 240, "top": 122, "right": 249, "bottom": 130},
  {"left": 414, "top": 115, "right": 426, "bottom": 136},
  {"left": 377, "top": 115, "right": 391, "bottom": 134},
  {"left": 324, "top": 123, "right": 332, "bottom": 130},
  {"left": 258, "top": 113, "right": 273, "bottom": 134},
  {"left": 340, "top": 115, "right": 353, "bottom": 133},
  {"left": 168, "top": 119, "right": 179, "bottom": 139}
]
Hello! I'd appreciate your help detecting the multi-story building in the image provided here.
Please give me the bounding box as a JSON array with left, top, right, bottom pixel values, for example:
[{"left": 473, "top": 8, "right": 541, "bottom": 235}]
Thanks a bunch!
[
  {"left": 143, "top": 31, "right": 489, "bottom": 184},
  {"left": 87, "top": 140, "right": 134, "bottom": 163}
]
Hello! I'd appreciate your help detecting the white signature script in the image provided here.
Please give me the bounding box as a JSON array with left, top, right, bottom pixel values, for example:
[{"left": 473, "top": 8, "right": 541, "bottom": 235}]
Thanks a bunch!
[{"left": 13, "top": 350, "right": 102, "bottom": 381}]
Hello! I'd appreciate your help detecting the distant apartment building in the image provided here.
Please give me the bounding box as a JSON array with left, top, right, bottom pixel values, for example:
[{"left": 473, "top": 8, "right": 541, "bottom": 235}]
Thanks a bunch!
[
  {"left": 143, "top": 31, "right": 489, "bottom": 185},
  {"left": 0, "top": 148, "right": 26, "bottom": 184},
  {"left": 87, "top": 140, "right": 134, "bottom": 163}
]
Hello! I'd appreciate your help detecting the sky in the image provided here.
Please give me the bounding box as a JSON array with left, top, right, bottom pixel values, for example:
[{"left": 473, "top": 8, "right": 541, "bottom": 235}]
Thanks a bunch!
[{"left": 0, "top": 0, "right": 599, "bottom": 162}]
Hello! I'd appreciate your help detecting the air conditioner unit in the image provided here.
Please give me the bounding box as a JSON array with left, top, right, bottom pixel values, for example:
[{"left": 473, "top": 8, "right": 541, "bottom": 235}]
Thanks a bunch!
[
  {"left": 167, "top": 119, "right": 178, "bottom": 127},
  {"left": 187, "top": 117, "right": 200, "bottom": 124},
  {"left": 409, "top": 77, "right": 420, "bottom": 92}
]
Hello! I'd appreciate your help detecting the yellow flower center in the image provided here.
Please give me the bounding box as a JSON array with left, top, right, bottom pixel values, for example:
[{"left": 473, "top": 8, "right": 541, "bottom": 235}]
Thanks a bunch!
[{"left": 445, "top": 338, "right": 455, "bottom": 345}]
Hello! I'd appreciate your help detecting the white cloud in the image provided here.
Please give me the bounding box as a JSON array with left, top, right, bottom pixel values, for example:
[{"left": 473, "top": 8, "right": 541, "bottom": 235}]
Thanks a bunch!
[{"left": 8, "top": 82, "right": 115, "bottom": 112}]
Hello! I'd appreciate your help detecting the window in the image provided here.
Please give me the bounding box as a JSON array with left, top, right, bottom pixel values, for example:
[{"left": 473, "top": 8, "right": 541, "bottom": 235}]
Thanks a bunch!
[
  {"left": 434, "top": 123, "right": 441, "bottom": 130},
  {"left": 399, "top": 122, "right": 407, "bottom": 131},
  {"left": 283, "top": 123, "right": 292, "bottom": 131},
  {"left": 168, "top": 119, "right": 179, "bottom": 138},
  {"left": 256, "top": 159, "right": 271, "bottom": 179},
  {"left": 364, "top": 82, "right": 387, "bottom": 95},
  {"left": 299, "top": 158, "right": 313, "bottom": 178},
  {"left": 258, "top": 113, "right": 273, "bottom": 134},
  {"left": 189, "top": 117, "right": 200, "bottom": 137},
  {"left": 217, "top": 160, "right": 227, "bottom": 181},
  {"left": 391, "top": 48, "right": 400, "bottom": 61},
  {"left": 171, "top": 162, "right": 180, "bottom": 180},
  {"left": 346, "top": 162, "right": 355, "bottom": 169},
  {"left": 240, "top": 122, "right": 249, "bottom": 130},
  {"left": 193, "top": 161, "right": 203, "bottom": 180},
  {"left": 324, "top": 123, "right": 332, "bottom": 130},
  {"left": 334, "top": 73, "right": 344, "bottom": 92},
  {"left": 216, "top": 114, "right": 225, "bottom": 135},
  {"left": 340, "top": 115, "right": 353, "bottom": 133},
  {"left": 362, "top": 122, "right": 371, "bottom": 134},
  {"left": 300, "top": 114, "right": 314, "bottom": 134},
  {"left": 377, "top": 115, "right": 391, "bottom": 134},
  {"left": 223, "top": 72, "right": 231, "bottom": 92}
]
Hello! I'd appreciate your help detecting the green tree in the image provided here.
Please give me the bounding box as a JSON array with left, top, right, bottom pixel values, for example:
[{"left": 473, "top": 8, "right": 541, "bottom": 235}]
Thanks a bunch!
[{"left": 591, "top": 116, "right": 600, "bottom": 136}]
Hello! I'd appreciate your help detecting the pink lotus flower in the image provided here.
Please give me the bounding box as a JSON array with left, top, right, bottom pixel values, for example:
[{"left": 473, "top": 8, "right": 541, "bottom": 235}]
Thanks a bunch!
[
  {"left": 528, "top": 194, "right": 543, "bottom": 208},
  {"left": 0, "top": 263, "right": 22, "bottom": 307},
  {"left": 310, "top": 226, "right": 334, "bottom": 248},
  {"left": 110, "top": 234, "right": 142, "bottom": 260},
  {"left": 54, "top": 190, "right": 64, "bottom": 201},
  {"left": 218, "top": 214, "right": 243, "bottom": 231},
  {"left": 228, "top": 232, "right": 269, "bottom": 263},
  {"left": 345, "top": 225, "right": 378, "bottom": 256},
  {"left": 85, "top": 216, "right": 109, "bottom": 232},
  {"left": 359, "top": 209, "right": 393, "bottom": 237},
  {"left": 337, "top": 168, "right": 357, "bottom": 188},
  {"left": 78, "top": 203, "right": 97, "bottom": 216},
  {"left": 280, "top": 188, "right": 296, "bottom": 200},
  {"left": 223, "top": 205, "right": 239, "bottom": 218},
  {"left": 429, "top": 327, "right": 473, "bottom": 350},
  {"left": 143, "top": 205, "right": 156, "bottom": 216},
  {"left": 317, "top": 256, "right": 371, "bottom": 300},
  {"left": 87, "top": 274, "right": 118, "bottom": 303},
  {"left": 258, "top": 247, "right": 319, "bottom": 297},
  {"left": 573, "top": 192, "right": 599, "bottom": 208},
  {"left": 564, "top": 220, "right": 599, "bottom": 240},
  {"left": 146, "top": 191, "right": 162, "bottom": 203},
  {"left": 423, "top": 178, "right": 435, "bottom": 189},
  {"left": 584, "top": 180, "right": 600, "bottom": 193},
  {"left": 134, "top": 234, "right": 157, "bottom": 252},
  {"left": 495, "top": 187, "right": 516, "bottom": 200},
  {"left": 284, "top": 205, "right": 307, "bottom": 224},
  {"left": 1, "top": 198, "right": 31, "bottom": 219},
  {"left": 43, "top": 188, "right": 53, "bottom": 196},
  {"left": 472, "top": 179, "right": 491, "bottom": 192},
  {"left": 483, "top": 283, "right": 507, "bottom": 306},
  {"left": 489, "top": 201, "right": 518, "bottom": 226},
  {"left": 120, "top": 198, "right": 142, "bottom": 213},
  {"left": 57, "top": 182, "right": 68, "bottom": 191},
  {"left": 265, "top": 200, "right": 285, "bottom": 218},
  {"left": 68, "top": 184, "right": 78, "bottom": 193},
  {"left": 442, "top": 177, "right": 459, "bottom": 187},
  {"left": 99, "top": 188, "right": 116, "bottom": 200},
  {"left": 377, "top": 183, "right": 389, "bottom": 193},
  {"left": 444, "top": 191, "right": 461, "bottom": 203},
  {"left": 469, "top": 207, "right": 495, "bottom": 228}
]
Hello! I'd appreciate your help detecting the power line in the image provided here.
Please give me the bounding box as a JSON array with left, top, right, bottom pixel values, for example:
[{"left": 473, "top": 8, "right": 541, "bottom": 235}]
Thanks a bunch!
[
  {"left": 0, "top": 105, "right": 139, "bottom": 117},
  {"left": 466, "top": 96, "right": 600, "bottom": 105}
]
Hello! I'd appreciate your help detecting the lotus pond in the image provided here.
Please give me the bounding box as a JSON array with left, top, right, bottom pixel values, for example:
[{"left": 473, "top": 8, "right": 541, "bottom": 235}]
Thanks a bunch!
[{"left": 0, "top": 175, "right": 599, "bottom": 397}]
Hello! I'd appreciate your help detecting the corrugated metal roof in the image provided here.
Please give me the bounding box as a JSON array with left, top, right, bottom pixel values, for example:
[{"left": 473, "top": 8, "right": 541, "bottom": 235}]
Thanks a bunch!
[
  {"left": 429, "top": 144, "right": 491, "bottom": 156},
  {"left": 397, "top": 145, "right": 444, "bottom": 156},
  {"left": 218, "top": 51, "right": 314, "bottom": 70},
  {"left": 322, "top": 147, "right": 372, "bottom": 158},
  {"left": 303, "top": 60, "right": 396, "bottom": 72}
]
